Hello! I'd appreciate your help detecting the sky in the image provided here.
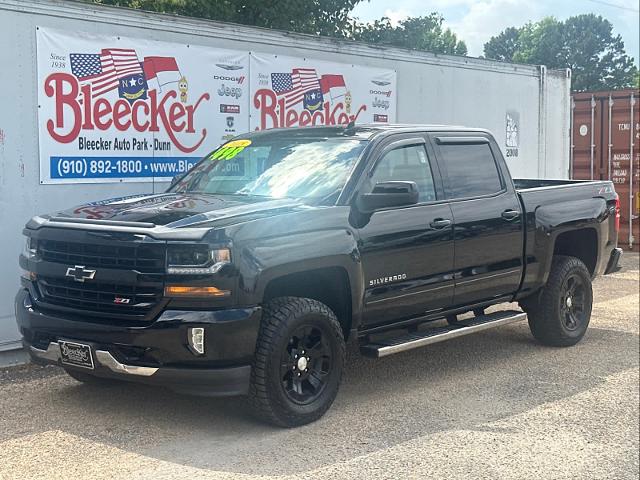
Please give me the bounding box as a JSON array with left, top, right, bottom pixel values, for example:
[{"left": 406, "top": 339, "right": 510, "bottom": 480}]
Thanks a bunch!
[{"left": 350, "top": 0, "right": 640, "bottom": 65}]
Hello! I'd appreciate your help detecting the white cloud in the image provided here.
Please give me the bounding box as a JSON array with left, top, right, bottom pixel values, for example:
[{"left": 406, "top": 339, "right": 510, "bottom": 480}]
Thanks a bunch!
[
  {"left": 383, "top": 8, "right": 411, "bottom": 25},
  {"left": 351, "top": 0, "right": 638, "bottom": 63},
  {"left": 445, "top": 0, "right": 542, "bottom": 57}
]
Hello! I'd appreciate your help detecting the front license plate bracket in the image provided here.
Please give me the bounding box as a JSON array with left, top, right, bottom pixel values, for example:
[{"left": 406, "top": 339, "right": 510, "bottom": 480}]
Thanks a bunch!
[{"left": 58, "top": 340, "right": 95, "bottom": 370}]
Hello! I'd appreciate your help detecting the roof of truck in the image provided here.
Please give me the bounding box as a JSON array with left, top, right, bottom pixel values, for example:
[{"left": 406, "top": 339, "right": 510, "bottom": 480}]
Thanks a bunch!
[{"left": 242, "top": 124, "right": 492, "bottom": 140}]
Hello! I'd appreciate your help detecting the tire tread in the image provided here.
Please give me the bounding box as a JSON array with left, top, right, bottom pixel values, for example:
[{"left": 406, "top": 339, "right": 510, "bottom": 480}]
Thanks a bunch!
[{"left": 248, "top": 297, "right": 345, "bottom": 427}]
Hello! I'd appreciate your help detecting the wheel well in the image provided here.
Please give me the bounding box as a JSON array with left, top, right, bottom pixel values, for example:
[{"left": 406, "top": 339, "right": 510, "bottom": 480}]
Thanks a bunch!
[
  {"left": 264, "top": 267, "right": 353, "bottom": 339},
  {"left": 553, "top": 228, "right": 598, "bottom": 275}
]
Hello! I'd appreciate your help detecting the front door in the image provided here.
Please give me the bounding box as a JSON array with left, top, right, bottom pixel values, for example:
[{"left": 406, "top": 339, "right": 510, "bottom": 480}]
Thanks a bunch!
[{"left": 355, "top": 135, "right": 455, "bottom": 327}]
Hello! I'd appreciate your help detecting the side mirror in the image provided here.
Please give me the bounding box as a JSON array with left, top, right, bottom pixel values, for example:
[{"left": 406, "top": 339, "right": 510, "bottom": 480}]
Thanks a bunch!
[{"left": 356, "top": 181, "right": 419, "bottom": 213}]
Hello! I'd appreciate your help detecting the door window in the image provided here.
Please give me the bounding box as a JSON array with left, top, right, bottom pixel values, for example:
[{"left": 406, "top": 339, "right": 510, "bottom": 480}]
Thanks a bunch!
[
  {"left": 438, "top": 143, "right": 503, "bottom": 199},
  {"left": 370, "top": 144, "right": 437, "bottom": 202}
]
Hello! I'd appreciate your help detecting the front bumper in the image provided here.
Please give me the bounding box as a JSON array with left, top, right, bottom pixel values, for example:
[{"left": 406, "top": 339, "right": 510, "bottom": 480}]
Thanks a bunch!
[{"left": 16, "top": 289, "right": 261, "bottom": 396}]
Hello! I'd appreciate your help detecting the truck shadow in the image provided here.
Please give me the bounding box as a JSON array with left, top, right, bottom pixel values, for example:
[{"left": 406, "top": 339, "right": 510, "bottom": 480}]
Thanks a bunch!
[{"left": 2, "top": 322, "right": 638, "bottom": 476}]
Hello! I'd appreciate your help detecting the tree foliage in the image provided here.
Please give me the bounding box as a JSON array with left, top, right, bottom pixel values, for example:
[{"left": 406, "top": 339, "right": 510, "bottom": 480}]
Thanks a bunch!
[
  {"left": 348, "top": 14, "right": 467, "bottom": 56},
  {"left": 91, "top": 0, "right": 363, "bottom": 37},
  {"left": 90, "top": 1, "right": 467, "bottom": 55},
  {"left": 484, "top": 14, "right": 638, "bottom": 92}
]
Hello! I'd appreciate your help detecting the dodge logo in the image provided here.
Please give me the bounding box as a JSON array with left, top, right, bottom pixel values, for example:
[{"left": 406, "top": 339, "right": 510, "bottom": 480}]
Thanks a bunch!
[{"left": 65, "top": 265, "right": 96, "bottom": 283}]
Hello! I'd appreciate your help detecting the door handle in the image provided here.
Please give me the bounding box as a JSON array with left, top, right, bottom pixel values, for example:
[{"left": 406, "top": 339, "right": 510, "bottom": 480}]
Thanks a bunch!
[
  {"left": 501, "top": 209, "right": 520, "bottom": 221},
  {"left": 429, "top": 218, "right": 452, "bottom": 229}
]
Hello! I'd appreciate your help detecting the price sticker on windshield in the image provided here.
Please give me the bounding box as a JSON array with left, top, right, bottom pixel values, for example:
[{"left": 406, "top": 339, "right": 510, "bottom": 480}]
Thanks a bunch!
[{"left": 209, "top": 139, "right": 252, "bottom": 161}]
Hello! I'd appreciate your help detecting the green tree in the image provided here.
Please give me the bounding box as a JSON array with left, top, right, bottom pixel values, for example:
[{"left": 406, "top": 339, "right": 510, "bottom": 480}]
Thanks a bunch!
[
  {"left": 349, "top": 14, "right": 467, "bottom": 55},
  {"left": 483, "top": 26, "right": 519, "bottom": 62},
  {"left": 91, "top": 1, "right": 466, "bottom": 56},
  {"left": 484, "top": 14, "right": 638, "bottom": 92},
  {"left": 91, "top": 0, "right": 364, "bottom": 37}
]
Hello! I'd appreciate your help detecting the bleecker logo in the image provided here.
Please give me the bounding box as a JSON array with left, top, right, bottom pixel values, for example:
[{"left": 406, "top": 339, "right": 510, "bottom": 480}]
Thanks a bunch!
[
  {"left": 254, "top": 67, "right": 367, "bottom": 129},
  {"left": 44, "top": 49, "right": 210, "bottom": 153}
]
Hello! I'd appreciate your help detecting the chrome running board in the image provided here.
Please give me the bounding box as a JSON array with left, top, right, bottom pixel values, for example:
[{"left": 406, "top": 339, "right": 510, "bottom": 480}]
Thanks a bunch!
[{"left": 360, "top": 310, "right": 527, "bottom": 358}]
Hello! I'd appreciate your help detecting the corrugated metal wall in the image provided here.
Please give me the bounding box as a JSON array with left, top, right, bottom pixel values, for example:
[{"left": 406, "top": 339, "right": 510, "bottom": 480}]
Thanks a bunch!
[
  {"left": 571, "top": 89, "right": 639, "bottom": 251},
  {"left": 0, "top": 0, "right": 571, "bottom": 349}
]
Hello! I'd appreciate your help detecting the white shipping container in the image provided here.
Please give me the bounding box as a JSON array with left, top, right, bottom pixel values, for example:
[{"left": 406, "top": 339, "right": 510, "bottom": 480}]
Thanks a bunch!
[{"left": 0, "top": 0, "right": 571, "bottom": 350}]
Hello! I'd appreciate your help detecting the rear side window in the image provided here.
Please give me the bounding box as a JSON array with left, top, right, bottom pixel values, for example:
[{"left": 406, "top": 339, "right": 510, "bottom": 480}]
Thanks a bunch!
[{"left": 438, "top": 143, "right": 503, "bottom": 199}]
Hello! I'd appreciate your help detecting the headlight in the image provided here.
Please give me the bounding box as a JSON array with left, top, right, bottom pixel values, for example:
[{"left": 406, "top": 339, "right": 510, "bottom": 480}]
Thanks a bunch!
[
  {"left": 167, "top": 245, "right": 231, "bottom": 274},
  {"left": 23, "top": 236, "right": 38, "bottom": 260}
]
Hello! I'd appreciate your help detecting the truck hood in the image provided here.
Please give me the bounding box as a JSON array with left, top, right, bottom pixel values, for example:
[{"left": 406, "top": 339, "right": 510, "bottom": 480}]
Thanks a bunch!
[{"left": 48, "top": 193, "right": 307, "bottom": 229}]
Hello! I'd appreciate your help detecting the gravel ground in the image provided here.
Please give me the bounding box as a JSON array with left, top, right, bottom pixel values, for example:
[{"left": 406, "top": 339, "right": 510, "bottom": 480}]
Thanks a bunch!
[{"left": 1, "top": 254, "right": 638, "bottom": 480}]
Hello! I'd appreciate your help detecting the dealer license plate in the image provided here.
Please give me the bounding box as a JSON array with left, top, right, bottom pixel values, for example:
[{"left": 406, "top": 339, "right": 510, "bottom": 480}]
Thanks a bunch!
[{"left": 58, "top": 340, "right": 95, "bottom": 370}]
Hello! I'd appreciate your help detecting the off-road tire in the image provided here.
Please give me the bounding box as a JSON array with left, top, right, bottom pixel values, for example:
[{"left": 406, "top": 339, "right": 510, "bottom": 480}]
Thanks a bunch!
[
  {"left": 520, "top": 255, "right": 593, "bottom": 347},
  {"left": 249, "top": 297, "right": 346, "bottom": 427}
]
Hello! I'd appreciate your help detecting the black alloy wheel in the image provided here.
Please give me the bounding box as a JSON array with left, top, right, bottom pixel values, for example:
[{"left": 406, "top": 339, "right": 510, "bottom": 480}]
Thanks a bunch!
[
  {"left": 520, "top": 255, "right": 593, "bottom": 347},
  {"left": 280, "top": 325, "right": 332, "bottom": 404},
  {"left": 559, "top": 273, "right": 588, "bottom": 331},
  {"left": 249, "top": 297, "right": 346, "bottom": 427}
]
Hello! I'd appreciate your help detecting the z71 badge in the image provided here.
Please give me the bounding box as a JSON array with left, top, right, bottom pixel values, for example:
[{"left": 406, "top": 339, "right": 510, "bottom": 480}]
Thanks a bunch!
[{"left": 369, "top": 274, "right": 407, "bottom": 287}]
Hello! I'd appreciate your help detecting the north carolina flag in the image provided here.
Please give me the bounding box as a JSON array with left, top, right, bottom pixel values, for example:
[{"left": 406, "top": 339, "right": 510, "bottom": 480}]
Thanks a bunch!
[
  {"left": 319, "top": 74, "right": 347, "bottom": 101},
  {"left": 142, "top": 56, "right": 181, "bottom": 90}
]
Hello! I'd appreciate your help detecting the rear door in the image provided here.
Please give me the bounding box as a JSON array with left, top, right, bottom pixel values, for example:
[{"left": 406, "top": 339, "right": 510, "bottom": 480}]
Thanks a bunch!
[
  {"left": 430, "top": 133, "right": 523, "bottom": 307},
  {"left": 355, "top": 134, "right": 455, "bottom": 327}
]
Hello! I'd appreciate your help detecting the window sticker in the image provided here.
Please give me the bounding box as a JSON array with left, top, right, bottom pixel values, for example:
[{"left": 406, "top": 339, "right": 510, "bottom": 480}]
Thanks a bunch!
[{"left": 209, "top": 139, "right": 252, "bottom": 160}]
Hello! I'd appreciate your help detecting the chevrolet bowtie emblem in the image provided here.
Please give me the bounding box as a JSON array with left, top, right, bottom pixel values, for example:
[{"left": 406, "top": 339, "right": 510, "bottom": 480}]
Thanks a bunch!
[{"left": 65, "top": 265, "right": 96, "bottom": 283}]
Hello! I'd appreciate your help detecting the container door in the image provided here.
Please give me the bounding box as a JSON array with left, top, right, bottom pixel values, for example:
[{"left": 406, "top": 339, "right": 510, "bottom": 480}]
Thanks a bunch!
[
  {"left": 571, "top": 90, "right": 639, "bottom": 251},
  {"left": 607, "top": 92, "right": 639, "bottom": 250}
]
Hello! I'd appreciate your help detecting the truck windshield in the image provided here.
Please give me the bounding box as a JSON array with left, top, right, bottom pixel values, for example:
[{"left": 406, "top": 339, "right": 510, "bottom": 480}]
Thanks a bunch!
[{"left": 169, "top": 136, "right": 367, "bottom": 200}]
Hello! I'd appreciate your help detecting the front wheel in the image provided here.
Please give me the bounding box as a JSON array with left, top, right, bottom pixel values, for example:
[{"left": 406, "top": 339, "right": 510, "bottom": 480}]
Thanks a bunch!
[
  {"left": 520, "top": 255, "right": 593, "bottom": 347},
  {"left": 249, "top": 297, "right": 346, "bottom": 427}
]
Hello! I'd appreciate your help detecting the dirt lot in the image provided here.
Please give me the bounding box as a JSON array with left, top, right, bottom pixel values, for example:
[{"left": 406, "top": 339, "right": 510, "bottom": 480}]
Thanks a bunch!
[{"left": 1, "top": 254, "right": 638, "bottom": 480}]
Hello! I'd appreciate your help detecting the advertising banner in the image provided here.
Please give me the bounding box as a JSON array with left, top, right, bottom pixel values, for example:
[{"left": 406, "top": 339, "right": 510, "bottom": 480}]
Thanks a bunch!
[
  {"left": 250, "top": 53, "right": 396, "bottom": 131},
  {"left": 37, "top": 27, "right": 249, "bottom": 184}
]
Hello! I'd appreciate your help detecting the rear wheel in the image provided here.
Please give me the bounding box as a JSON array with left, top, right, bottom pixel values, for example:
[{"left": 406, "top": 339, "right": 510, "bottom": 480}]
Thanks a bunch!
[
  {"left": 520, "top": 255, "right": 593, "bottom": 347},
  {"left": 249, "top": 297, "right": 345, "bottom": 427}
]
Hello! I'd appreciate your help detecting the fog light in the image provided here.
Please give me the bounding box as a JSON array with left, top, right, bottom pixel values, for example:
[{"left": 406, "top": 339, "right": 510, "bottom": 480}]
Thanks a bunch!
[{"left": 188, "top": 327, "right": 205, "bottom": 355}]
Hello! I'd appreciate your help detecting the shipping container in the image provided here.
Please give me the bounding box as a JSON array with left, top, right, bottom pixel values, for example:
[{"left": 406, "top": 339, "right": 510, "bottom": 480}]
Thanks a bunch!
[
  {"left": 0, "top": 0, "right": 572, "bottom": 350},
  {"left": 571, "top": 89, "right": 639, "bottom": 251}
]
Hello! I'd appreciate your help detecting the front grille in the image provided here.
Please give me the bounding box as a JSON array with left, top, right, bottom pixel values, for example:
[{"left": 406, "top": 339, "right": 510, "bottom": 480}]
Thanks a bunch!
[
  {"left": 37, "top": 276, "right": 163, "bottom": 318},
  {"left": 38, "top": 239, "right": 165, "bottom": 273}
]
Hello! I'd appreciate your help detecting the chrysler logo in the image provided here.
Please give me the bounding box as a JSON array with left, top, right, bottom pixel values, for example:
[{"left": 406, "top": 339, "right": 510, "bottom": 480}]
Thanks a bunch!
[{"left": 65, "top": 265, "right": 96, "bottom": 283}]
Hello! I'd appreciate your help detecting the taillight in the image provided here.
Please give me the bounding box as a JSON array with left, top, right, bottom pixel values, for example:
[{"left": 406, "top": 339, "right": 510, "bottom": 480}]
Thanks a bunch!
[{"left": 614, "top": 196, "right": 620, "bottom": 232}]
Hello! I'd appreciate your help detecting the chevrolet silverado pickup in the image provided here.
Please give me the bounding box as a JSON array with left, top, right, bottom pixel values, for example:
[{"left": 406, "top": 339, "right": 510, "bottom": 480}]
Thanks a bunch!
[{"left": 17, "top": 124, "right": 623, "bottom": 427}]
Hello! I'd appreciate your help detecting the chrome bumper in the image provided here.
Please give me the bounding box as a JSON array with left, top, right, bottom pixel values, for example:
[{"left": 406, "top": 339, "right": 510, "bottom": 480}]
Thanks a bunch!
[{"left": 30, "top": 342, "right": 159, "bottom": 377}]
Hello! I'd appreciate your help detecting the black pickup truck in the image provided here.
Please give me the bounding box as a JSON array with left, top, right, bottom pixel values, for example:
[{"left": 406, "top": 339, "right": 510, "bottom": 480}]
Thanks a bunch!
[{"left": 17, "top": 124, "right": 623, "bottom": 427}]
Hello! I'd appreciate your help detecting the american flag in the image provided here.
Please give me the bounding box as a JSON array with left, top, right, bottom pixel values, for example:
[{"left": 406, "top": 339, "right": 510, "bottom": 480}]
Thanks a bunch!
[
  {"left": 271, "top": 68, "right": 320, "bottom": 108},
  {"left": 70, "top": 48, "right": 143, "bottom": 97}
]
